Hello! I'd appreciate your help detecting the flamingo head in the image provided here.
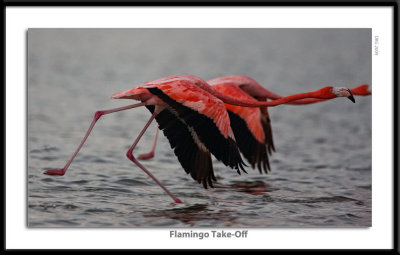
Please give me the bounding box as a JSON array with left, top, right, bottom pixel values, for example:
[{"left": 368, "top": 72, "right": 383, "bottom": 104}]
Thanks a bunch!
[
  {"left": 332, "top": 87, "right": 355, "bottom": 103},
  {"left": 320, "top": 86, "right": 355, "bottom": 103}
]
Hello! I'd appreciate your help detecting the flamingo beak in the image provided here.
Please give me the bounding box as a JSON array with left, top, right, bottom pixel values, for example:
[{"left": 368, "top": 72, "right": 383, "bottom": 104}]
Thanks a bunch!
[{"left": 347, "top": 89, "right": 355, "bottom": 103}]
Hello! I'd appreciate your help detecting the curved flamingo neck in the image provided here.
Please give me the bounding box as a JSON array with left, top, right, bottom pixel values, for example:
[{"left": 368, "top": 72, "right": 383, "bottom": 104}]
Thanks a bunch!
[
  {"left": 351, "top": 84, "right": 371, "bottom": 96},
  {"left": 264, "top": 91, "right": 319, "bottom": 106},
  {"left": 278, "top": 97, "right": 325, "bottom": 105},
  {"left": 264, "top": 84, "right": 370, "bottom": 105},
  {"left": 252, "top": 91, "right": 325, "bottom": 105},
  {"left": 209, "top": 87, "right": 323, "bottom": 107}
]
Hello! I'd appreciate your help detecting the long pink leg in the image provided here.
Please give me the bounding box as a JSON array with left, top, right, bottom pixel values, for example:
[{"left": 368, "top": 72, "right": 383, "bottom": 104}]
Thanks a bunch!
[
  {"left": 44, "top": 102, "right": 147, "bottom": 176},
  {"left": 125, "top": 112, "right": 182, "bottom": 204},
  {"left": 138, "top": 124, "right": 159, "bottom": 160}
]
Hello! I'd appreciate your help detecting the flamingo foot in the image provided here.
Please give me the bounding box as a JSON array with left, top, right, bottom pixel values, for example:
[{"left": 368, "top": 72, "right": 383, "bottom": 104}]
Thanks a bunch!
[
  {"left": 174, "top": 198, "right": 183, "bottom": 204},
  {"left": 44, "top": 168, "right": 66, "bottom": 176},
  {"left": 138, "top": 152, "right": 155, "bottom": 160}
]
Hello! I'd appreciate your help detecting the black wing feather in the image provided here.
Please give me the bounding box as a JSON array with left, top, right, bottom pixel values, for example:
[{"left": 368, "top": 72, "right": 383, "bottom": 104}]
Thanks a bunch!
[
  {"left": 227, "top": 110, "right": 274, "bottom": 174},
  {"left": 146, "top": 106, "right": 216, "bottom": 188},
  {"left": 147, "top": 88, "right": 246, "bottom": 174}
]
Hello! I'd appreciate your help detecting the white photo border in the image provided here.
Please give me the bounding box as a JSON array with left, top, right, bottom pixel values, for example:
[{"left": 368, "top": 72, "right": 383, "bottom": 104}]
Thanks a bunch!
[{"left": 6, "top": 5, "right": 396, "bottom": 250}]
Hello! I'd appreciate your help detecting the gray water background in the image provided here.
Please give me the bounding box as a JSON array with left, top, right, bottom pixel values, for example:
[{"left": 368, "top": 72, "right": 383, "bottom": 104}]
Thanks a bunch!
[{"left": 27, "top": 29, "right": 372, "bottom": 227}]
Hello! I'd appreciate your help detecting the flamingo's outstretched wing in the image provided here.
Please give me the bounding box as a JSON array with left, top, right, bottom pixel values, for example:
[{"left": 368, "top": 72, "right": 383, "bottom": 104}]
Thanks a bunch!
[
  {"left": 259, "top": 106, "right": 275, "bottom": 155},
  {"left": 146, "top": 106, "right": 215, "bottom": 188},
  {"left": 146, "top": 85, "right": 246, "bottom": 175},
  {"left": 212, "top": 83, "right": 275, "bottom": 173},
  {"left": 227, "top": 110, "right": 273, "bottom": 174}
]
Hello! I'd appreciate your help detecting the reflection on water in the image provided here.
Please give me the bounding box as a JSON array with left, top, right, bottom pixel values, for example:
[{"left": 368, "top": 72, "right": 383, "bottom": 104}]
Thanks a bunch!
[
  {"left": 215, "top": 181, "right": 277, "bottom": 195},
  {"left": 28, "top": 28, "right": 371, "bottom": 227},
  {"left": 145, "top": 204, "right": 238, "bottom": 226}
]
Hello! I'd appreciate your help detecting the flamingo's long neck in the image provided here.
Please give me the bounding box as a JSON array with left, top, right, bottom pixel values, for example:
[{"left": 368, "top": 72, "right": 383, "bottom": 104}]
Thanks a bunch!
[
  {"left": 263, "top": 92, "right": 318, "bottom": 106},
  {"left": 263, "top": 84, "right": 370, "bottom": 105},
  {"left": 209, "top": 87, "right": 319, "bottom": 107},
  {"left": 257, "top": 91, "right": 325, "bottom": 105}
]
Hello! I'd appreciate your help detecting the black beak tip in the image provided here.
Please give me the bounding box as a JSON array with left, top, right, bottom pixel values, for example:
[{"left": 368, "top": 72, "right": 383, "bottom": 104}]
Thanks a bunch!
[{"left": 347, "top": 89, "right": 355, "bottom": 103}]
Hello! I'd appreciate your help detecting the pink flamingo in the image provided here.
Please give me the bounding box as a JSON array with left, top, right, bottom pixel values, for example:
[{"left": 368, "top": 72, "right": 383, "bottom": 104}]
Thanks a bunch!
[
  {"left": 44, "top": 75, "right": 355, "bottom": 203},
  {"left": 213, "top": 75, "right": 370, "bottom": 105},
  {"left": 139, "top": 76, "right": 369, "bottom": 171},
  {"left": 207, "top": 75, "right": 370, "bottom": 173}
]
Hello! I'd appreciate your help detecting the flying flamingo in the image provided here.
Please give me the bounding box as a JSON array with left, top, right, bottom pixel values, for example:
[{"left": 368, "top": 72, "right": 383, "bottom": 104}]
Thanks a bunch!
[
  {"left": 207, "top": 75, "right": 370, "bottom": 173},
  {"left": 44, "top": 75, "right": 355, "bottom": 203},
  {"left": 212, "top": 75, "right": 370, "bottom": 105},
  {"left": 138, "top": 76, "right": 370, "bottom": 172}
]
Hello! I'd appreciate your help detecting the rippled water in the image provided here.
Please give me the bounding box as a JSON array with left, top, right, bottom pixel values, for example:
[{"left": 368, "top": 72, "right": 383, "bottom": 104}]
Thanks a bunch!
[{"left": 27, "top": 28, "right": 372, "bottom": 227}]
